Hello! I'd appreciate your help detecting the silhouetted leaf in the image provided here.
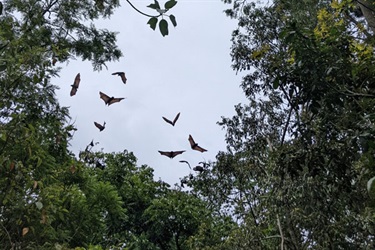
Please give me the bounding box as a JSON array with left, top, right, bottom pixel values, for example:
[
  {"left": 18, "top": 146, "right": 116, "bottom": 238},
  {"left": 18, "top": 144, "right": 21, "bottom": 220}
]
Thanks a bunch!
[
  {"left": 147, "top": 17, "right": 158, "bottom": 30},
  {"left": 159, "top": 19, "right": 168, "bottom": 36},
  {"left": 169, "top": 15, "right": 177, "bottom": 27},
  {"left": 165, "top": 0, "right": 177, "bottom": 9},
  {"left": 147, "top": 0, "right": 160, "bottom": 10}
]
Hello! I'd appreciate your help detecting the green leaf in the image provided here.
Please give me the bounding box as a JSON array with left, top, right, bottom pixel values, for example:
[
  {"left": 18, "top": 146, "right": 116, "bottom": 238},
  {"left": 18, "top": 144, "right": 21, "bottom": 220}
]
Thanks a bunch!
[
  {"left": 164, "top": 0, "right": 177, "bottom": 9},
  {"left": 147, "top": 0, "right": 161, "bottom": 10},
  {"left": 35, "top": 201, "right": 43, "bottom": 210},
  {"left": 159, "top": 19, "right": 169, "bottom": 37},
  {"left": 0, "top": 132, "right": 6, "bottom": 141},
  {"left": 169, "top": 15, "right": 177, "bottom": 27},
  {"left": 147, "top": 17, "right": 158, "bottom": 30}
]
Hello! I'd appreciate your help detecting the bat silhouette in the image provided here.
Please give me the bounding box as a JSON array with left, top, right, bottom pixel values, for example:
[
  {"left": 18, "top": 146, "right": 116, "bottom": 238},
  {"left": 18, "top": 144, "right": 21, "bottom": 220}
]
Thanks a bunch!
[
  {"left": 70, "top": 73, "right": 81, "bottom": 96},
  {"left": 85, "top": 139, "right": 94, "bottom": 152},
  {"left": 158, "top": 150, "right": 185, "bottom": 159},
  {"left": 162, "top": 112, "right": 180, "bottom": 126},
  {"left": 188, "top": 135, "right": 207, "bottom": 152},
  {"left": 112, "top": 72, "right": 127, "bottom": 84},
  {"left": 179, "top": 160, "right": 191, "bottom": 169},
  {"left": 99, "top": 91, "right": 125, "bottom": 106},
  {"left": 94, "top": 121, "right": 106, "bottom": 131},
  {"left": 193, "top": 166, "right": 204, "bottom": 173}
]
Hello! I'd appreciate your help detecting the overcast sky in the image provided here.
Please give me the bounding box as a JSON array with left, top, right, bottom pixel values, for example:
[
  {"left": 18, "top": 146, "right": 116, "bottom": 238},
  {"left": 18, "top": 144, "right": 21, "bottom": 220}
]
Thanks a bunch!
[{"left": 55, "top": 0, "right": 247, "bottom": 185}]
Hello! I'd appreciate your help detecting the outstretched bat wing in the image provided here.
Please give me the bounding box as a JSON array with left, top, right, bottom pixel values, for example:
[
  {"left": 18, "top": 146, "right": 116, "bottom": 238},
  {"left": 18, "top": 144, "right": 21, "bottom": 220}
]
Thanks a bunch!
[
  {"left": 112, "top": 72, "right": 127, "bottom": 84},
  {"left": 70, "top": 73, "right": 81, "bottom": 96},
  {"left": 158, "top": 150, "right": 185, "bottom": 159},
  {"left": 162, "top": 112, "right": 180, "bottom": 126},
  {"left": 162, "top": 117, "right": 173, "bottom": 125},
  {"left": 94, "top": 122, "right": 105, "bottom": 131},
  {"left": 194, "top": 145, "right": 207, "bottom": 153},
  {"left": 108, "top": 97, "right": 125, "bottom": 106},
  {"left": 172, "top": 112, "right": 180, "bottom": 125},
  {"left": 188, "top": 134, "right": 207, "bottom": 152},
  {"left": 188, "top": 135, "right": 196, "bottom": 148},
  {"left": 99, "top": 92, "right": 111, "bottom": 104}
]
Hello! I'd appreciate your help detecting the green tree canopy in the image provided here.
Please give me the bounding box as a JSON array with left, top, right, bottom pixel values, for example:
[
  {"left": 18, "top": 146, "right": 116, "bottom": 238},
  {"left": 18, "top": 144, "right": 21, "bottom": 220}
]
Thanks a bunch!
[{"left": 185, "top": 0, "right": 375, "bottom": 248}]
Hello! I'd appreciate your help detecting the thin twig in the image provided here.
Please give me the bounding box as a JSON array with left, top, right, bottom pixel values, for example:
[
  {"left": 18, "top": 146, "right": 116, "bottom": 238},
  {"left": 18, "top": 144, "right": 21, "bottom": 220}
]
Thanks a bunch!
[
  {"left": 0, "top": 222, "right": 13, "bottom": 250},
  {"left": 125, "top": 0, "right": 161, "bottom": 18},
  {"left": 277, "top": 214, "right": 284, "bottom": 250}
]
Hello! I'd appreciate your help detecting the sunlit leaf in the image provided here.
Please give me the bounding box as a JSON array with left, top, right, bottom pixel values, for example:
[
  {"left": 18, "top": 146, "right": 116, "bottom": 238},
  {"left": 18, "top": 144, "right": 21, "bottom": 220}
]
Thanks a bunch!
[
  {"left": 36, "top": 201, "right": 43, "bottom": 210},
  {"left": 22, "top": 227, "right": 29, "bottom": 236}
]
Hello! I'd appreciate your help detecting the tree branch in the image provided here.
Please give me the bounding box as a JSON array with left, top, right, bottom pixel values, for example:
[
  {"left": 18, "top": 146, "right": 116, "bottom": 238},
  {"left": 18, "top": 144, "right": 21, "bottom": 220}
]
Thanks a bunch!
[{"left": 125, "top": 0, "right": 161, "bottom": 18}]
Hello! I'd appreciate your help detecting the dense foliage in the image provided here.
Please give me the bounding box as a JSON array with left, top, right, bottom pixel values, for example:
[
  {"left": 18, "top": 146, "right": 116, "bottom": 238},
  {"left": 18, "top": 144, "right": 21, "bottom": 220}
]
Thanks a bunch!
[
  {"left": 184, "top": 0, "right": 375, "bottom": 249},
  {"left": 3, "top": 0, "right": 375, "bottom": 249},
  {"left": 0, "top": 0, "right": 229, "bottom": 249}
]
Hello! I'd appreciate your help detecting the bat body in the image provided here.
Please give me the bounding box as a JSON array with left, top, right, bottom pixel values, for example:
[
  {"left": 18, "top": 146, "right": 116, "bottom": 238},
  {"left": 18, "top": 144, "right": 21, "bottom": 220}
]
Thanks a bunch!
[
  {"left": 70, "top": 73, "right": 81, "bottom": 96},
  {"left": 158, "top": 150, "right": 185, "bottom": 159},
  {"left": 188, "top": 135, "right": 207, "bottom": 152},
  {"left": 112, "top": 72, "right": 127, "bottom": 84},
  {"left": 162, "top": 112, "right": 180, "bottom": 126},
  {"left": 94, "top": 121, "right": 106, "bottom": 131},
  {"left": 99, "top": 91, "right": 125, "bottom": 106},
  {"left": 179, "top": 160, "right": 191, "bottom": 169},
  {"left": 193, "top": 166, "right": 204, "bottom": 172}
]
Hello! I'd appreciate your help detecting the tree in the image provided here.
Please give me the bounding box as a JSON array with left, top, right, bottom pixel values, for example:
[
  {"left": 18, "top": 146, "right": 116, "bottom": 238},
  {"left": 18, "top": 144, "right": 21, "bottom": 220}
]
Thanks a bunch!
[
  {"left": 186, "top": 0, "right": 375, "bottom": 248},
  {"left": 0, "top": 0, "right": 177, "bottom": 248}
]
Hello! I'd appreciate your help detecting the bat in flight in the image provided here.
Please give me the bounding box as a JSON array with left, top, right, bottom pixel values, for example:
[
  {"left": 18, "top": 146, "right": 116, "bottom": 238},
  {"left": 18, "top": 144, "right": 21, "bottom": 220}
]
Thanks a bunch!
[
  {"left": 99, "top": 91, "right": 125, "bottom": 106},
  {"left": 179, "top": 160, "right": 191, "bottom": 169},
  {"left": 112, "top": 72, "right": 127, "bottom": 84},
  {"left": 158, "top": 150, "right": 185, "bottom": 159},
  {"left": 94, "top": 121, "right": 106, "bottom": 131},
  {"left": 162, "top": 112, "right": 180, "bottom": 126},
  {"left": 188, "top": 135, "right": 207, "bottom": 152},
  {"left": 70, "top": 73, "right": 81, "bottom": 96}
]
